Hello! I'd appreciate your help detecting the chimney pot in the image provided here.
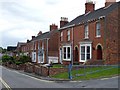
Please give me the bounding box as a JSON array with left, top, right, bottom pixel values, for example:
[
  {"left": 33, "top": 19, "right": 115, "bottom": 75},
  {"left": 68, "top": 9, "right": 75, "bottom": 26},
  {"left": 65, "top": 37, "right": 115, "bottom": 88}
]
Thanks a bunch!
[
  {"left": 60, "top": 17, "right": 69, "bottom": 28},
  {"left": 32, "top": 36, "right": 35, "bottom": 39},
  {"left": 27, "top": 40, "right": 29, "bottom": 43},
  {"left": 85, "top": 0, "right": 95, "bottom": 13},
  {"left": 50, "top": 24, "right": 58, "bottom": 31},
  {"left": 105, "top": 0, "right": 116, "bottom": 7}
]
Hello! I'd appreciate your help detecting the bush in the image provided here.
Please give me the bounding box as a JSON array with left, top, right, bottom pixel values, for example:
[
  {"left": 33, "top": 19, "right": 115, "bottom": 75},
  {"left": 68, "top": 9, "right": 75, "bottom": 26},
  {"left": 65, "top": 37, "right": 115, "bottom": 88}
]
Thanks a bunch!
[
  {"left": 2, "top": 55, "right": 13, "bottom": 63},
  {"left": 19, "top": 55, "right": 31, "bottom": 64},
  {"left": 15, "top": 61, "right": 23, "bottom": 65},
  {"left": 2, "top": 55, "right": 31, "bottom": 65}
]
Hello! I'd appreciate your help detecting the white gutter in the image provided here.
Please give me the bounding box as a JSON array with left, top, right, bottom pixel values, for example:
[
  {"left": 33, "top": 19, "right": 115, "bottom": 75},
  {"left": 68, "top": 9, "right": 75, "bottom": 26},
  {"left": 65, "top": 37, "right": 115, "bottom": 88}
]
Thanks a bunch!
[{"left": 58, "top": 24, "right": 75, "bottom": 31}]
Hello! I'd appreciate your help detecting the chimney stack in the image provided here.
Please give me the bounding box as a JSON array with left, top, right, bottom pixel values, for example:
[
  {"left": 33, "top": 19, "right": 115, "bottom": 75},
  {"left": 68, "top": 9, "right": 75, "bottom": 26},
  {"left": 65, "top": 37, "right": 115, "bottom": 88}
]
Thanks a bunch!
[
  {"left": 85, "top": 0, "right": 95, "bottom": 13},
  {"left": 50, "top": 24, "right": 58, "bottom": 31},
  {"left": 32, "top": 36, "right": 35, "bottom": 39},
  {"left": 60, "top": 17, "right": 68, "bottom": 28},
  {"left": 37, "top": 31, "right": 42, "bottom": 36},
  {"left": 27, "top": 39, "right": 29, "bottom": 43},
  {"left": 105, "top": 0, "right": 116, "bottom": 7}
]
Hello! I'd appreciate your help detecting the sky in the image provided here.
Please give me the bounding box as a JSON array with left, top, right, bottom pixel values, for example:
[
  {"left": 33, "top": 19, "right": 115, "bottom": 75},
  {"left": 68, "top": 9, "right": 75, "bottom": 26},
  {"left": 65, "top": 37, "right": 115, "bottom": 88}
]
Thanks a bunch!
[{"left": 0, "top": 0, "right": 119, "bottom": 48}]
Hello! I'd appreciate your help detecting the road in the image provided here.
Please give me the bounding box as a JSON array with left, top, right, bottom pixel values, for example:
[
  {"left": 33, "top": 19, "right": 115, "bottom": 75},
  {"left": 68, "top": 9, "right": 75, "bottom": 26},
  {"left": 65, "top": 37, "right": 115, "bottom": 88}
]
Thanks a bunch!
[{"left": 0, "top": 65, "right": 119, "bottom": 89}]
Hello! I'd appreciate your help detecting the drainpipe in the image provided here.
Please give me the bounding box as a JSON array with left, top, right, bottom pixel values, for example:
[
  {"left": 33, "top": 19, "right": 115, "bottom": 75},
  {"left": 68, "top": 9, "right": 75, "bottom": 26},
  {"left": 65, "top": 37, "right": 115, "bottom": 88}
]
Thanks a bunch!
[
  {"left": 71, "top": 27, "right": 74, "bottom": 65},
  {"left": 104, "top": 16, "right": 107, "bottom": 64},
  {"left": 46, "top": 38, "right": 49, "bottom": 64}
]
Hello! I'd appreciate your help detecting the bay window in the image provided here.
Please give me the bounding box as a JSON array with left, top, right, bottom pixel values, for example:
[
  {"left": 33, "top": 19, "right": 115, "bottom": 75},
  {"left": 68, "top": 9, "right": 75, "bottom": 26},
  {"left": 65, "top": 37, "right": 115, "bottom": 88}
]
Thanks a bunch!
[{"left": 80, "top": 44, "right": 92, "bottom": 62}]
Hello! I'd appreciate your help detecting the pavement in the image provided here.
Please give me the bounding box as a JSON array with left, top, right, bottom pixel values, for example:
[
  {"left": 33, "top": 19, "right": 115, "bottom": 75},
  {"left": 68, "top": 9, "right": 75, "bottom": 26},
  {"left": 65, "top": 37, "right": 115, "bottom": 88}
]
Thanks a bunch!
[{"left": 4, "top": 66, "right": 70, "bottom": 82}]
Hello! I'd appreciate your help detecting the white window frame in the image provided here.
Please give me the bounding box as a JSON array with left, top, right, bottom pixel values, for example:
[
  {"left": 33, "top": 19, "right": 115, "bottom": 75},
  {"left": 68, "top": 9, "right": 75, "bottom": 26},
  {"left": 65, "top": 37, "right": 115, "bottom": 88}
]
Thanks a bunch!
[
  {"left": 67, "top": 30, "right": 70, "bottom": 41},
  {"left": 41, "top": 41, "right": 44, "bottom": 63},
  {"left": 80, "top": 44, "right": 92, "bottom": 62},
  {"left": 63, "top": 46, "right": 71, "bottom": 61},
  {"left": 60, "top": 32, "right": 63, "bottom": 41},
  {"left": 84, "top": 24, "right": 89, "bottom": 39},
  {"left": 96, "top": 22, "right": 101, "bottom": 37}
]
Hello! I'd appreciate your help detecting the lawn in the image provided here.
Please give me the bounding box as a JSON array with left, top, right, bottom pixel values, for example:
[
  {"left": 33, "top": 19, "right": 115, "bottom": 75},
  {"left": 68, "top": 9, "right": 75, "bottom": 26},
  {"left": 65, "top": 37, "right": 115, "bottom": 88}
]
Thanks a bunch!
[{"left": 51, "top": 65, "right": 120, "bottom": 80}]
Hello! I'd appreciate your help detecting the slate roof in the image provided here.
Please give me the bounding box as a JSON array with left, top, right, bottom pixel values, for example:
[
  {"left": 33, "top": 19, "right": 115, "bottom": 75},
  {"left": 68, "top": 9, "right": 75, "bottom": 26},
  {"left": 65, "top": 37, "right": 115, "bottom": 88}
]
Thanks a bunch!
[
  {"left": 17, "top": 42, "right": 26, "bottom": 47},
  {"left": 31, "top": 29, "right": 59, "bottom": 42},
  {"left": 7, "top": 46, "right": 17, "bottom": 51},
  {"left": 60, "top": 1, "right": 120, "bottom": 30}
]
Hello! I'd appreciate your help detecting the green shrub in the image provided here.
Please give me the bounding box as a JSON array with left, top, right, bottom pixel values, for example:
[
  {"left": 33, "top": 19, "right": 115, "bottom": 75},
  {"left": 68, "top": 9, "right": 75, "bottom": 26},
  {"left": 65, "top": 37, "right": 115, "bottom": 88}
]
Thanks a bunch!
[
  {"left": 19, "top": 55, "right": 31, "bottom": 64},
  {"left": 15, "top": 61, "right": 23, "bottom": 65},
  {"left": 2, "top": 55, "right": 11, "bottom": 62}
]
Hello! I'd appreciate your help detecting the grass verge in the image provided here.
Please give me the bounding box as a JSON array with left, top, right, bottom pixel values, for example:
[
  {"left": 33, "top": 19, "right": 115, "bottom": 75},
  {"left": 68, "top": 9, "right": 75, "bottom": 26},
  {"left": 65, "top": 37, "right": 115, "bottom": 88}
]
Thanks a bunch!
[{"left": 51, "top": 66, "right": 120, "bottom": 80}]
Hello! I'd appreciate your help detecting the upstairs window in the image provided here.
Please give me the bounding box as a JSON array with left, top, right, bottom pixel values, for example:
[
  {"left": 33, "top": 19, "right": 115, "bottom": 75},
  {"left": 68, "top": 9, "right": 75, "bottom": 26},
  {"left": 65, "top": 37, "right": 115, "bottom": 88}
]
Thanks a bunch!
[
  {"left": 67, "top": 30, "right": 70, "bottom": 41},
  {"left": 96, "top": 22, "right": 101, "bottom": 37},
  {"left": 85, "top": 24, "right": 89, "bottom": 39}
]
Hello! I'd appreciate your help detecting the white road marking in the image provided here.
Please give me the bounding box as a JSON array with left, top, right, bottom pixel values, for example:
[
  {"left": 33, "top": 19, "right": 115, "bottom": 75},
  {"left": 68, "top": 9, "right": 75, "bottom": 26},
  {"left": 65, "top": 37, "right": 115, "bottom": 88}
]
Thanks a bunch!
[
  {"left": 101, "top": 78, "right": 109, "bottom": 80},
  {"left": 111, "top": 76, "right": 119, "bottom": 79},
  {"left": 101, "top": 76, "right": 119, "bottom": 80},
  {"left": 70, "top": 81, "right": 82, "bottom": 83},
  {"left": 0, "top": 77, "right": 12, "bottom": 90}
]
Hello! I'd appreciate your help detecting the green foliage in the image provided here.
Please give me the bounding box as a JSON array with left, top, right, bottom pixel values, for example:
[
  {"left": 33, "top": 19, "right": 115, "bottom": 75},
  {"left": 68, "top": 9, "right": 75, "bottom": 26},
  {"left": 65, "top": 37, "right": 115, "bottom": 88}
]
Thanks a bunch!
[
  {"left": 2, "top": 55, "right": 31, "bottom": 65},
  {"left": 15, "top": 61, "right": 23, "bottom": 65},
  {"left": 2, "top": 55, "right": 12, "bottom": 62},
  {"left": 2, "top": 55, "right": 15, "bottom": 64},
  {"left": 2, "top": 49, "right": 7, "bottom": 54},
  {"left": 19, "top": 55, "right": 31, "bottom": 64},
  {"left": 52, "top": 66, "right": 119, "bottom": 80},
  {"left": 52, "top": 64, "right": 64, "bottom": 68}
]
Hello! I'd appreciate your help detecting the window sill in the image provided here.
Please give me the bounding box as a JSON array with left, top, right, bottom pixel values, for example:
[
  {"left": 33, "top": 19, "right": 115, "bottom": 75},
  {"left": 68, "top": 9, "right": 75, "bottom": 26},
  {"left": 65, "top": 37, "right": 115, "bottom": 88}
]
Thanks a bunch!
[
  {"left": 96, "top": 36, "right": 101, "bottom": 38},
  {"left": 80, "top": 60, "right": 86, "bottom": 62},
  {"left": 84, "top": 37, "right": 89, "bottom": 39},
  {"left": 63, "top": 59, "right": 71, "bottom": 61}
]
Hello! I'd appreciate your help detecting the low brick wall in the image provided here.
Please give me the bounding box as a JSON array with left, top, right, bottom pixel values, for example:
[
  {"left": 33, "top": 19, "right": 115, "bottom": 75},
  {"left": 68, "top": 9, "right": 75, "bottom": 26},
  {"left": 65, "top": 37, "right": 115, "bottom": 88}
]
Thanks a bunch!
[
  {"left": 34, "top": 65, "right": 48, "bottom": 76},
  {"left": 24, "top": 63, "right": 68, "bottom": 76},
  {"left": 24, "top": 63, "right": 35, "bottom": 73},
  {"left": 49, "top": 68, "right": 68, "bottom": 76},
  {"left": 4, "top": 63, "right": 68, "bottom": 77}
]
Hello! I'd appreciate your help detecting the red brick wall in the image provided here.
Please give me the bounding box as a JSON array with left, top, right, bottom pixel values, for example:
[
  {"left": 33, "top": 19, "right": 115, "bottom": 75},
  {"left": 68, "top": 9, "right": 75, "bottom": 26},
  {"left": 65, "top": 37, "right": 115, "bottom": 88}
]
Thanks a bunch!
[
  {"left": 118, "top": 6, "right": 120, "bottom": 64},
  {"left": 48, "top": 31, "right": 59, "bottom": 57},
  {"left": 60, "top": 6, "right": 119, "bottom": 65},
  {"left": 105, "top": 7, "right": 119, "bottom": 64}
]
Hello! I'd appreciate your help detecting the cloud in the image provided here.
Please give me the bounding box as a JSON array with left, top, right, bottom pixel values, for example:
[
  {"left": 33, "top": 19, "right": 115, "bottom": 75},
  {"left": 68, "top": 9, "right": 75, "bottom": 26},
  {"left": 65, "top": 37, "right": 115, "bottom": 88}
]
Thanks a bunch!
[{"left": 0, "top": 0, "right": 120, "bottom": 48}]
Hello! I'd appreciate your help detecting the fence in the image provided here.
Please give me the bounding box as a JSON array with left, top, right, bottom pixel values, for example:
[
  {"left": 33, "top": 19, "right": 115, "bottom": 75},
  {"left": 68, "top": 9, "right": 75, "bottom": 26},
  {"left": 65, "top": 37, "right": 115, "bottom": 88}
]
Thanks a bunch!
[{"left": 68, "top": 65, "right": 119, "bottom": 80}]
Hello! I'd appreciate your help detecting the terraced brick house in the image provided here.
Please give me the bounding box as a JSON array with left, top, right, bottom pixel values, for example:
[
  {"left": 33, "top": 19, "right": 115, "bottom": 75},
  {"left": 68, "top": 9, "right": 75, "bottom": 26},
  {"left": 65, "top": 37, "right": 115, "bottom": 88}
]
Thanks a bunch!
[
  {"left": 31, "top": 24, "right": 59, "bottom": 64},
  {"left": 59, "top": 0, "right": 120, "bottom": 65}
]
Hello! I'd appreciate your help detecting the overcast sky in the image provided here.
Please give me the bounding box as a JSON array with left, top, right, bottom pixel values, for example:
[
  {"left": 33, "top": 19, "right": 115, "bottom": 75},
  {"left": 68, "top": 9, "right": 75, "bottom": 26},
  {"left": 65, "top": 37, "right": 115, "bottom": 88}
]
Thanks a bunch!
[{"left": 0, "top": 0, "right": 119, "bottom": 48}]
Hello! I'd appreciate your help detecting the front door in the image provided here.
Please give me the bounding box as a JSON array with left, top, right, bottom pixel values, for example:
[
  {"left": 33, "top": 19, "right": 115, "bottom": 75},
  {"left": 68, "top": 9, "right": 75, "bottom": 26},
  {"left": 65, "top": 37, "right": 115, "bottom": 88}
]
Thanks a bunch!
[
  {"left": 97, "top": 45, "right": 102, "bottom": 60},
  {"left": 74, "top": 47, "right": 79, "bottom": 62}
]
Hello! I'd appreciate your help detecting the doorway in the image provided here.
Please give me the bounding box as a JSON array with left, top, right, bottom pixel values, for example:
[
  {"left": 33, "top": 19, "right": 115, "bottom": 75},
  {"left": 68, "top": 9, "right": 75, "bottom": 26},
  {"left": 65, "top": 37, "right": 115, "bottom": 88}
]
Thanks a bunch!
[
  {"left": 74, "top": 47, "right": 79, "bottom": 62},
  {"left": 97, "top": 45, "right": 102, "bottom": 60}
]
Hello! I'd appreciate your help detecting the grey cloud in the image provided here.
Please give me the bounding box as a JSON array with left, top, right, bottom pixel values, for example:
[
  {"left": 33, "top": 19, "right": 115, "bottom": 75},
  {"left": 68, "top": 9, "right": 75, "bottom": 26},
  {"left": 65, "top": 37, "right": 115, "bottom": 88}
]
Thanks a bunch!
[
  {"left": 1, "top": 33, "right": 22, "bottom": 48},
  {"left": 44, "top": 0, "right": 61, "bottom": 5},
  {"left": 1, "top": 1, "right": 45, "bottom": 23}
]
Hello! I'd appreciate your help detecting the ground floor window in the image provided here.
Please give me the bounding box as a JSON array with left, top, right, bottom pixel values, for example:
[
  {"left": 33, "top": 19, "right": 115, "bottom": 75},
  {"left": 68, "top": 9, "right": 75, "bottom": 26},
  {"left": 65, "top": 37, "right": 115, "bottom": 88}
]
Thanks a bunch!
[
  {"left": 38, "top": 48, "right": 44, "bottom": 63},
  {"left": 80, "top": 44, "right": 92, "bottom": 62},
  {"left": 32, "top": 52, "right": 36, "bottom": 62},
  {"left": 63, "top": 46, "right": 71, "bottom": 61}
]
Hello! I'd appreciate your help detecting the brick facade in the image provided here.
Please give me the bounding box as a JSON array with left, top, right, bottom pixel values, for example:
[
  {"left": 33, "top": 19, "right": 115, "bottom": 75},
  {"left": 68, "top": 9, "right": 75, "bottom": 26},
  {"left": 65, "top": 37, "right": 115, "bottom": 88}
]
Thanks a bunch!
[
  {"left": 16, "top": 0, "right": 120, "bottom": 65},
  {"left": 59, "top": 1, "right": 120, "bottom": 65}
]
